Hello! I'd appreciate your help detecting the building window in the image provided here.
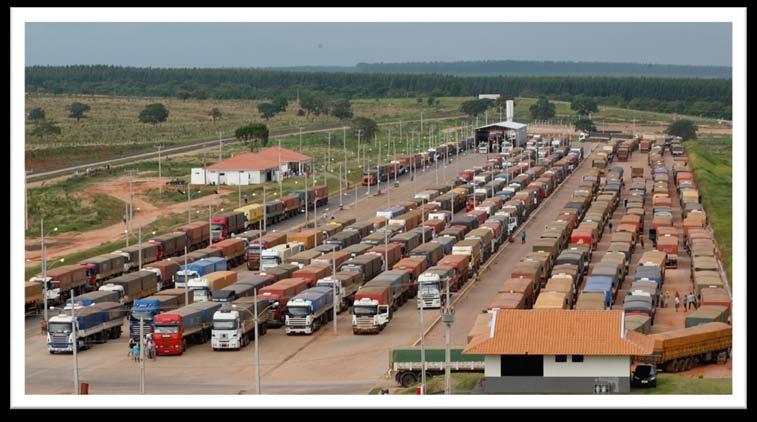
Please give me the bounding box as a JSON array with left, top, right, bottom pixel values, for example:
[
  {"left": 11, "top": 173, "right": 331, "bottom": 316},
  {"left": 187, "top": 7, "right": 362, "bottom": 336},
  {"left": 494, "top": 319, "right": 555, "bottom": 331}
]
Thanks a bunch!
[
  {"left": 571, "top": 355, "right": 584, "bottom": 363},
  {"left": 500, "top": 355, "right": 543, "bottom": 376},
  {"left": 555, "top": 355, "right": 567, "bottom": 363}
]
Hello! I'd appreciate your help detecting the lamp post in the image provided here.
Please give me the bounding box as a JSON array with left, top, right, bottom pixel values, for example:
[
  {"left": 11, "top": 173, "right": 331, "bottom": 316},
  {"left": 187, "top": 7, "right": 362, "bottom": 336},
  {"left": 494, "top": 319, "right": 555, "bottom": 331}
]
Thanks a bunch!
[
  {"left": 39, "top": 218, "right": 59, "bottom": 325},
  {"left": 235, "top": 289, "right": 275, "bottom": 394},
  {"left": 419, "top": 292, "right": 426, "bottom": 395},
  {"left": 325, "top": 236, "right": 338, "bottom": 335}
]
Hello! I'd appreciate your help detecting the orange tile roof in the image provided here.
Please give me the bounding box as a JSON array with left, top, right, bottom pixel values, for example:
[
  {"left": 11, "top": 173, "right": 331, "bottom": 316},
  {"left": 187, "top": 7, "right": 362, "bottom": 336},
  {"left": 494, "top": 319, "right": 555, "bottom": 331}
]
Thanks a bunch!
[
  {"left": 464, "top": 309, "right": 654, "bottom": 356},
  {"left": 207, "top": 147, "right": 311, "bottom": 171}
]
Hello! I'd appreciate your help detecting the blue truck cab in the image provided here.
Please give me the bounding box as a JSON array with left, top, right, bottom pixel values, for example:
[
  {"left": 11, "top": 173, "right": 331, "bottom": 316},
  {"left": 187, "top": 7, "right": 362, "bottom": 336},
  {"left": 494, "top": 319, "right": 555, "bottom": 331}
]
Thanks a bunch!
[
  {"left": 129, "top": 298, "right": 162, "bottom": 339},
  {"left": 582, "top": 275, "right": 614, "bottom": 308}
]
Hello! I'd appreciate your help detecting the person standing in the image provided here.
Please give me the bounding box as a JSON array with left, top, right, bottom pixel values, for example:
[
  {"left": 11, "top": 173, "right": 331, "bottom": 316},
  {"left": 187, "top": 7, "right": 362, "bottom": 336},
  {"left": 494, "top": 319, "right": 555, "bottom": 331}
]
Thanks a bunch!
[
  {"left": 674, "top": 294, "right": 680, "bottom": 312},
  {"left": 521, "top": 230, "right": 527, "bottom": 244},
  {"left": 640, "top": 235, "right": 645, "bottom": 249},
  {"left": 131, "top": 342, "right": 141, "bottom": 362},
  {"left": 39, "top": 318, "right": 47, "bottom": 335}
]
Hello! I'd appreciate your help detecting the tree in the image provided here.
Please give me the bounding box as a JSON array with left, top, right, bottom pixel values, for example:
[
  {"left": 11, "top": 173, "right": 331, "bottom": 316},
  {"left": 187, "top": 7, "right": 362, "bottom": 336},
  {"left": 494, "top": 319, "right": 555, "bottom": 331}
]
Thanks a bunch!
[
  {"left": 208, "top": 108, "right": 222, "bottom": 122},
  {"left": 235, "top": 123, "right": 269, "bottom": 151},
  {"left": 459, "top": 99, "right": 489, "bottom": 117},
  {"left": 272, "top": 96, "right": 288, "bottom": 113},
  {"left": 529, "top": 97, "right": 556, "bottom": 120},
  {"left": 177, "top": 91, "right": 191, "bottom": 102},
  {"left": 665, "top": 119, "right": 698, "bottom": 141},
  {"left": 332, "top": 99, "right": 354, "bottom": 120},
  {"left": 297, "top": 109, "right": 305, "bottom": 116},
  {"left": 416, "top": 97, "right": 424, "bottom": 106},
  {"left": 257, "top": 102, "right": 279, "bottom": 120},
  {"left": 300, "top": 93, "right": 327, "bottom": 118},
  {"left": 570, "top": 96, "right": 598, "bottom": 116},
  {"left": 30, "top": 119, "right": 61, "bottom": 139},
  {"left": 427, "top": 96, "right": 436, "bottom": 107},
  {"left": 66, "top": 102, "right": 91, "bottom": 122},
  {"left": 28, "top": 107, "right": 46, "bottom": 122},
  {"left": 574, "top": 118, "right": 597, "bottom": 133},
  {"left": 351, "top": 116, "right": 378, "bottom": 140},
  {"left": 138, "top": 103, "right": 169, "bottom": 125}
]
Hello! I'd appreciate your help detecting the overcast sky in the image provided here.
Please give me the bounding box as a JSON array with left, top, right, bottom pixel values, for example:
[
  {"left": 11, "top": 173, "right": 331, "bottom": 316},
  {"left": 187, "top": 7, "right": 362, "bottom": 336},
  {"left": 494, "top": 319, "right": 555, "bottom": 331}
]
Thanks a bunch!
[{"left": 25, "top": 22, "right": 732, "bottom": 68}]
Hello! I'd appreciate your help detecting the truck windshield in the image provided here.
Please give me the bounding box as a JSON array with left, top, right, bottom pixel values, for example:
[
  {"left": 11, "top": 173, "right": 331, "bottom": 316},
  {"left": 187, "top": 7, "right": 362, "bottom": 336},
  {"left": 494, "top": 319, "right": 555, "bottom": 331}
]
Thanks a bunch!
[
  {"left": 213, "top": 320, "right": 237, "bottom": 330},
  {"left": 260, "top": 257, "right": 280, "bottom": 268},
  {"left": 211, "top": 225, "right": 224, "bottom": 232},
  {"left": 48, "top": 322, "right": 72, "bottom": 334},
  {"left": 154, "top": 325, "right": 179, "bottom": 334},
  {"left": 193, "top": 289, "right": 209, "bottom": 302},
  {"left": 176, "top": 272, "right": 197, "bottom": 285},
  {"left": 287, "top": 306, "right": 310, "bottom": 317},
  {"left": 353, "top": 305, "right": 377, "bottom": 316},
  {"left": 130, "top": 311, "right": 154, "bottom": 322},
  {"left": 420, "top": 285, "right": 440, "bottom": 296}
]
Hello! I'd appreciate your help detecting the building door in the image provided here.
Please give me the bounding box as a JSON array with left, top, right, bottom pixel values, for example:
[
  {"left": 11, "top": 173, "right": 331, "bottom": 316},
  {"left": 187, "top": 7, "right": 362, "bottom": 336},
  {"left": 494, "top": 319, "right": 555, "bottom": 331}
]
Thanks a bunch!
[
  {"left": 500, "top": 355, "right": 543, "bottom": 376},
  {"left": 218, "top": 172, "right": 226, "bottom": 184}
]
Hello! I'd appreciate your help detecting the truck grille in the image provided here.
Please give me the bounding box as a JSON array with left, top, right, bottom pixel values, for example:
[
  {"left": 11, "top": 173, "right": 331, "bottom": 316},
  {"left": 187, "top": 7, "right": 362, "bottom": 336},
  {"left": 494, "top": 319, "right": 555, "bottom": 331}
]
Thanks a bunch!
[
  {"left": 288, "top": 317, "right": 308, "bottom": 327},
  {"left": 420, "top": 298, "right": 437, "bottom": 307},
  {"left": 51, "top": 334, "right": 69, "bottom": 344},
  {"left": 355, "top": 318, "right": 374, "bottom": 328}
]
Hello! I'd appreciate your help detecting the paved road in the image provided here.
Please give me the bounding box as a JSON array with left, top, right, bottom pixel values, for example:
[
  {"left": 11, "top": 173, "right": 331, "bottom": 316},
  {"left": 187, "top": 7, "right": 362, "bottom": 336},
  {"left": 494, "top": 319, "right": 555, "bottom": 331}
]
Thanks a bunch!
[{"left": 26, "top": 115, "right": 467, "bottom": 184}]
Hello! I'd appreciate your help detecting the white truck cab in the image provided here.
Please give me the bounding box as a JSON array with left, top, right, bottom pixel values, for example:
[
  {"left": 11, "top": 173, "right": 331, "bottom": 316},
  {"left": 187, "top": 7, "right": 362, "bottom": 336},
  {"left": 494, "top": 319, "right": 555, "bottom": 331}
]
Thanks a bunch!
[
  {"left": 260, "top": 242, "right": 304, "bottom": 272},
  {"left": 98, "top": 284, "right": 125, "bottom": 304},
  {"left": 211, "top": 309, "right": 244, "bottom": 350},
  {"left": 351, "top": 297, "right": 390, "bottom": 333}
]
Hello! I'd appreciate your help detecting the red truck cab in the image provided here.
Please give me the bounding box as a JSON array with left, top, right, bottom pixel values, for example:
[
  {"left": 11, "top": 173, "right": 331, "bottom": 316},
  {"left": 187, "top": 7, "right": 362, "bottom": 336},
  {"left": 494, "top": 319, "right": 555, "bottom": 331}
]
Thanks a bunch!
[
  {"left": 153, "top": 313, "right": 184, "bottom": 356},
  {"left": 437, "top": 254, "right": 470, "bottom": 291}
]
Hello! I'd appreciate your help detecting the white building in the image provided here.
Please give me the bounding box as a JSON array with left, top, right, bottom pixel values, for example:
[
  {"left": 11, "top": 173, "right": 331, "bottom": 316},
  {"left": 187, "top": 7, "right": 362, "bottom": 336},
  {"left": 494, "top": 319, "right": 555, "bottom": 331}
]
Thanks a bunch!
[
  {"left": 464, "top": 309, "right": 654, "bottom": 394},
  {"left": 478, "top": 94, "right": 501, "bottom": 101},
  {"left": 191, "top": 146, "right": 311, "bottom": 186},
  {"left": 475, "top": 121, "right": 529, "bottom": 149}
]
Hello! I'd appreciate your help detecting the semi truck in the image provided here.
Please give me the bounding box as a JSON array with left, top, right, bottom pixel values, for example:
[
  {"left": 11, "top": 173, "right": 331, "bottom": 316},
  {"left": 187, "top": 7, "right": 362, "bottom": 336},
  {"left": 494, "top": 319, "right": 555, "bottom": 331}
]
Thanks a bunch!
[
  {"left": 210, "top": 211, "right": 247, "bottom": 242},
  {"left": 148, "top": 232, "right": 188, "bottom": 260},
  {"left": 153, "top": 301, "right": 223, "bottom": 355},
  {"left": 260, "top": 242, "right": 305, "bottom": 272},
  {"left": 324, "top": 230, "right": 362, "bottom": 250},
  {"left": 28, "top": 264, "right": 90, "bottom": 305},
  {"left": 143, "top": 260, "right": 180, "bottom": 290},
  {"left": 636, "top": 322, "right": 731, "bottom": 372},
  {"left": 390, "top": 348, "right": 485, "bottom": 387},
  {"left": 115, "top": 243, "right": 159, "bottom": 272},
  {"left": 285, "top": 287, "right": 335, "bottom": 335},
  {"left": 208, "top": 238, "right": 247, "bottom": 268},
  {"left": 417, "top": 266, "right": 455, "bottom": 308},
  {"left": 175, "top": 257, "right": 227, "bottom": 288},
  {"left": 187, "top": 270, "right": 238, "bottom": 302},
  {"left": 315, "top": 272, "right": 362, "bottom": 313},
  {"left": 211, "top": 297, "right": 270, "bottom": 350},
  {"left": 79, "top": 254, "right": 126, "bottom": 288},
  {"left": 129, "top": 292, "right": 193, "bottom": 340},
  {"left": 409, "top": 242, "right": 445, "bottom": 268},
  {"left": 292, "top": 263, "right": 333, "bottom": 287},
  {"left": 340, "top": 253, "right": 385, "bottom": 284},
  {"left": 98, "top": 270, "right": 158, "bottom": 305},
  {"left": 65, "top": 290, "right": 121, "bottom": 308},
  {"left": 367, "top": 270, "right": 412, "bottom": 310},
  {"left": 47, "top": 301, "right": 124, "bottom": 353},
  {"left": 177, "top": 222, "right": 211, "bottom": 250},
  {"left": 352, "top": 285, "right": 393, "bottom": 334},
  {"left": 246, "top": 232, "right": 288, "bottom": 270},
  {"left": 258, "top": 277, "right": 311, "bottom": 327}
]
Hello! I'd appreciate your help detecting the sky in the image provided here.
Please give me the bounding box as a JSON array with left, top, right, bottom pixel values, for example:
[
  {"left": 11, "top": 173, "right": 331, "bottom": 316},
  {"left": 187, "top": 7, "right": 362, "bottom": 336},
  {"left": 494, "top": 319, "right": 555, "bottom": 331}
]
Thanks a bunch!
[{"left": 25, "top": 22, "right": 732, "bottom": 68}]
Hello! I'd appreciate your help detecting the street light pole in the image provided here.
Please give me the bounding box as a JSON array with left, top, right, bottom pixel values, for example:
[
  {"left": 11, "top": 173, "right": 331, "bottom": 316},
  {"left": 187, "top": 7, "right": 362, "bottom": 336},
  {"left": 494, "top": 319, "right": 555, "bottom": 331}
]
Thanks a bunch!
[
  {"left": 41, "top": 218, "right": 47, "bottom": 324},
  {"left": 184, "top": 246, "right": 189, "bottom": 304},
  {"left": 139, "top": 316, "right": 145, "bottom": 394},
  {"left": 138, "top": 226, "right": 142, "bottom": 271},
  {"left": 254, "top": 288, "right": 261, "bottom": 394},
  {"left": 419, "top": 296, "right": 426, "bottom": 395},
  {"left": 208, "top": 204, "right": 213, "bottom": 246},
  {"left": 71, "top": 289, "right": 79, "bottom": 395}
]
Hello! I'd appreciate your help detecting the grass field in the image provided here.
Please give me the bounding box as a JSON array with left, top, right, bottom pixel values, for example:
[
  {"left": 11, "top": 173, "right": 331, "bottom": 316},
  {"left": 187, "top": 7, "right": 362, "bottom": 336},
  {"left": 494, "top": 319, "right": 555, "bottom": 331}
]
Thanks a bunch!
[
  {"left": 370, "top": 373, "right": 484, "bottom": 395},
  {"left": 24, "top": 94, "right": 469, "bottom": 170},
  {"left": 640, "top": 374, "right": 731, "bottom": 394},
  {"left": 685, "top": 137, "right": 732, "bottom": 282}
]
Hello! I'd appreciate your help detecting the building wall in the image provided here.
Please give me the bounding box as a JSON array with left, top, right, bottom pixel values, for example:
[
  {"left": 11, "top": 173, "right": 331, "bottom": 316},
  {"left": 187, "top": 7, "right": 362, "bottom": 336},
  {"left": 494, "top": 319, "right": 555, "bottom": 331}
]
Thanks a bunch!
[
  {"left": 482, "top": 376, "right": 630, "bottom": 394},
  {"left": 484, "top": 355, "right": 501, "bottom": 377},
  {"left": 543, "top": 355, "right": 630, "bottom": 377},
  {"left": 191, "top": 168, "right": 205, "bottom": 185}
]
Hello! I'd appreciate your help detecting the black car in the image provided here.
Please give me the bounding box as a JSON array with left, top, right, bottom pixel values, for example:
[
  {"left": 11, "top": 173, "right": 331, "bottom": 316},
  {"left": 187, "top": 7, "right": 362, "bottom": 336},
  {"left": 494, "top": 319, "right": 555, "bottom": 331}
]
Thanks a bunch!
[{"left": 631, "top": 364, "right": 657, "bottom": 388}]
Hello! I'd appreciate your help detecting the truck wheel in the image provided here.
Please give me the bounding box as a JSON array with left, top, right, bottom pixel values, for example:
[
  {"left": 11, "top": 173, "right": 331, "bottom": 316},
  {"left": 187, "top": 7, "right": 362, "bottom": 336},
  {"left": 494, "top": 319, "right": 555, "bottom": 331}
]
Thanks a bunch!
[
  {"left": 400, "top": 372, "right": 418, "bottom": 388},
  {"left": 327, "top": 311, "right": 333, "bottom": 322}
]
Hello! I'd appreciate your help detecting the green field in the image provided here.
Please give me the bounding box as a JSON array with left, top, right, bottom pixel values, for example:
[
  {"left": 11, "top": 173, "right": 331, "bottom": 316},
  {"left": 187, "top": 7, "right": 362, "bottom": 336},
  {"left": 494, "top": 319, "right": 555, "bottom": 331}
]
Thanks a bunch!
[
  {"left": 370, "top": 373, "right": 484, "bottom": 395},
  {"left": 640, "top": 374, "right": 731, "bottom": 395},
  {"left": 24, "top": 94, "right": 469, "bottom": 170},
  {"left": 685, "top": 137, "right": 733, "bottom": 282}
]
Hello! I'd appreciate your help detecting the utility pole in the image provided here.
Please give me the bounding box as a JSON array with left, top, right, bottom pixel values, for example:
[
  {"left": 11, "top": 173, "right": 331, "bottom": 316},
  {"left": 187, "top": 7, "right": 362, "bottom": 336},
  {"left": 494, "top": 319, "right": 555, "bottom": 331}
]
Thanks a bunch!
[
  {"left": 126, "top": 170, "right": 136, "bottom": 248},
  {"left": 443, "top": 278, "right": 453, "bottom": 395},
  {"left": 208, "top": 204, "right": 213, "bottom": 246},
  {"left": 157, "top": 144, "right": 163, "bottom": 195},
  {"left": 254, "top": 288, "right": 261, "bottom": 394},
  {"left": 304, "top": 163, "right": 308, "bottom": 226},
  {"left": 238, "top": 179, "right": 242, "bottom": 208},
  {"left": 71, "top": 289, "right": 79, "bottom": 395},
  {"left": 184, "top": 246, "right": 189, "bottom": 305},
  {"left": 139, "top": 316, "right": 145, "bottom": 394},
  {"left": 279, "top": 138, "right": 283, "bottom": 199},
  {"left": 187, "top": 186, "right": 192, "bottom": 225},
  {"left": 138, "top": 226, "right": 142, "bottom": 271},
  {"left": 331, "top": 242, "right": 338, "bottom": 335},
  {"left": 419, "top": 297, "right": 426, "bottom": 395}
]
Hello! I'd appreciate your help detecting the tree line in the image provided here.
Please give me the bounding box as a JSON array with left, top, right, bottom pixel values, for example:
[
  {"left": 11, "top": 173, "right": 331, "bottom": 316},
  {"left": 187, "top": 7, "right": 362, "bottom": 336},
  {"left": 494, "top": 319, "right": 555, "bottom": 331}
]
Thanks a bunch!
[{"left": 25, "top": 65, "right": 732, "bottom": 119}]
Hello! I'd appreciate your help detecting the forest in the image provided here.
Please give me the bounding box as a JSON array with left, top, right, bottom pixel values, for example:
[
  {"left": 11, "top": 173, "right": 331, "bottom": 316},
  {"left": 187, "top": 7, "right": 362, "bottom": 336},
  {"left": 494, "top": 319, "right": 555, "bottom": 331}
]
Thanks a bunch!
[{"left": 26, "top": 65, "right": 732, "bottom": 119}]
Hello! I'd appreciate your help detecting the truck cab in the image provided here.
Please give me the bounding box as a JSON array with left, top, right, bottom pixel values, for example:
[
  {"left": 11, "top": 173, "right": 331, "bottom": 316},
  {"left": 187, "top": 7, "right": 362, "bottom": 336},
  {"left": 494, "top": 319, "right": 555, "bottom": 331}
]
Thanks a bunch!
[
  {"left": 260, "top": 242, "right": 304, "bottom": 272},
  {"left": 351, "top": 295, "right": 391, "bottom": 334},
  {"left": 417, "top": 267, "right": 453, "bottom": 309},
  {"left": 129, "top": 298, "right": 161, "bottom": 339}
]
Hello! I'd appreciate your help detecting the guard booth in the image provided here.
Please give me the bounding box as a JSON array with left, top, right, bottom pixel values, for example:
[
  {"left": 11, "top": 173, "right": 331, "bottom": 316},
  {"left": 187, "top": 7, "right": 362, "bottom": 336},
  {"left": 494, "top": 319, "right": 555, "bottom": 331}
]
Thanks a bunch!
[{"left": 475, "top": 122, "right": 528, "bottom": 151}]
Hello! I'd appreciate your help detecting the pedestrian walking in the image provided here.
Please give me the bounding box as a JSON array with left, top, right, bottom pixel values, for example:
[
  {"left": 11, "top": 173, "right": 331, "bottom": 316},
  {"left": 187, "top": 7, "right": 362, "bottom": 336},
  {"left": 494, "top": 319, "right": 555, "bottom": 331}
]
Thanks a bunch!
[
  {"left": 521, "top": 230, "right": 527, "bottom": 244},
  {"left": 147, "top": 339, "right": 156, "bottom": 360},
  {"left": 688, "top": 292, "right": 697, "bottom": 310},
  {"left": 674, "top": 295, "right": 680, "bottom": 312},
  {"left": 640, "top": 235, "right": 645, "bottom": 248},
  {"left": 624, "top": 199, "right": 628, "bottom": 209},
  {"left": 609, "top": 221, "right": 613, "bottom": 231},
  {"left": 39, "top": 318, "right": 47, "bottom": 335}
]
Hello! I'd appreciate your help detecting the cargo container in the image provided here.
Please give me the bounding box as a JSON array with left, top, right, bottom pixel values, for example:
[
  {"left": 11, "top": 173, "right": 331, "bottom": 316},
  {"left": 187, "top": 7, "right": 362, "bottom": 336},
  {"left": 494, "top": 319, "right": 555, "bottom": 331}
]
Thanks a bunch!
[
  {"left": 411, "top": 226, "right": 435, "bottom": 244},
  {"left": 390, "top": 348, "right": 484, "bottom": 387},
  {"left": 264, "top": 200, "right": 285, "bottom": 225},
  {"left": 390, "top": 232, "right": 422, "bottom": 257},
  {"left": 487, "top": 292, "right": 527, "bottom": 310},
  {"left": 188, "top": 270, "right": 238, "bottom": 302},
  {"left": 324, "top": 230, "right": 362, "bottom": 250},
  {"left": 439, "top": 225, "right": 467, "bottom": 242},
  {"left": 80, "top": 254, "right": 125, "bottom": 286},
  {"left": 287, "top": 230, "right": 324, "bottom": 250},
  {"left": 115, "top": 243, "right": 159, "bottom": 272},
  {"left": 408, "top": 242, "right": 445, "bottom": 268},
  {"left": 365, "top": 243, "right": 402, "bottom": 269},
  {"left": 344, "top": 221, "right": 376, "bottom": 239},
  {"left": 452, "top": 239, "right": 482, "bottom": 271},
  {"left": 499, "top": 278, "right": 536, "bottom": 308},
  {"left": 685, "top": 305, "right": 729, "bottom": 328},
  {"left": 700, "top": 287, "right": 731, "bottom": 311},
  {"left": 637, "top": 323, "right": 731, "bottom": 372},
  {"left": 176, "top": 257, "right": 227, "bottom": 288},
  {"left": 98, "top": 270, "right": 158, "bottom": 305},
  {"left": 258, "top": 277, "right": 311, "bottom": 327},
  {"left": 234, "top": 204, "right": 265, "bottom": 230},
  {"left": 574, "top": 291, "right": 608, "bottom": 310},
  {"left": 392, "top": 257, "right": 426, "bottom": 295},
  {"left": 149, "top": 232, "right": 189, "bottom": 260},
  {"left": 259, "top": 263, "right": 298, "bottom": 283},
  {"left": 29, "top": 264, "right": 90, "bottom": 303},
  {"left": 210, "top": 282, "right": 257, "bottom": 303},
  {"left": 367, "top": 270, "right": 412, "bottom": 310},
  {"left": 143, "top": 260, "right": 180, "bottom": 290},
  {"left": 312, "top": 250, "right": 354, "bottom": 270},
  {"left": 533, "top": 291, "right": 570, "bottom": 309},
  {"left": 177, "top": 222, "right": 211, "bottom": 250},
  {"left": 292, "top": 263, "right": 333, "bottom": 287},
  {"left": 208, "top": 237, "right": 247, "bottom": 268},
  {"left": 246, "top": 232, "right": 288, "bottom": 270},
  {"left": 210, "top": 211, "right": 247, "bottom": 242}
]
